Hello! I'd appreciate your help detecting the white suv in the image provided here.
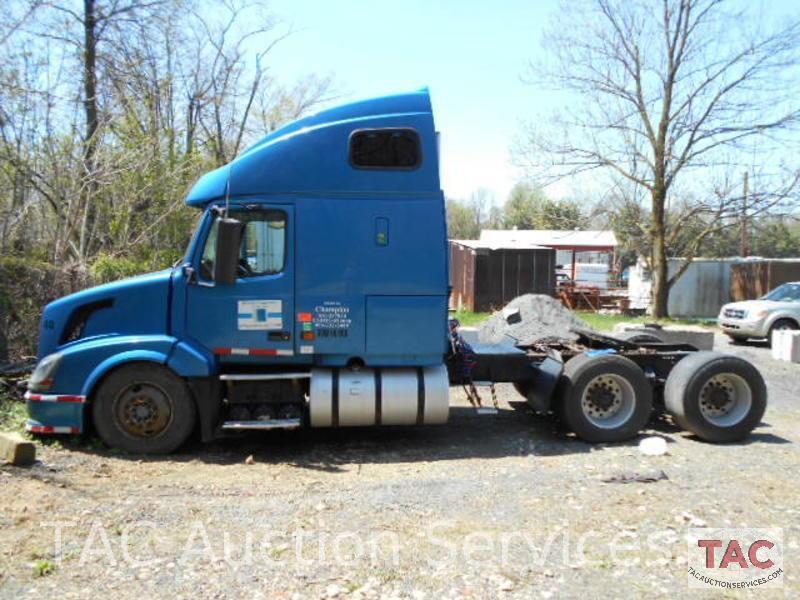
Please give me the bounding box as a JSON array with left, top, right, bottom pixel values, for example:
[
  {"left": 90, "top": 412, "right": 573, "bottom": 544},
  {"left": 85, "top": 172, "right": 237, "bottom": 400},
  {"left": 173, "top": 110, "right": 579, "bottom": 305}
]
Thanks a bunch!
[{"left": 718, "top": 282, "right": 800, "bottom": 343}]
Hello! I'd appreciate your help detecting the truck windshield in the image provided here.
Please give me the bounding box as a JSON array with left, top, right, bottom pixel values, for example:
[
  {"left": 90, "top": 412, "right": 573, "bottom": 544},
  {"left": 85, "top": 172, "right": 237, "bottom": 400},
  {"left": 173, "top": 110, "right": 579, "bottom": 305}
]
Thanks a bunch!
[
  {"left": 181, "top": 210, "right": 206, "bottom": 265},
  {"left": 762, "top": 283, "right": 800, "bottom": 302}
]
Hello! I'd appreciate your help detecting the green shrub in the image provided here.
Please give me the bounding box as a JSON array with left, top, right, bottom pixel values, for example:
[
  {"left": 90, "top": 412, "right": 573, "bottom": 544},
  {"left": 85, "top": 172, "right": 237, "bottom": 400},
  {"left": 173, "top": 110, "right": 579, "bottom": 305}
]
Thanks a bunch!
[
  {"left": 89, "top": 253, "right": 151, "bottom": 283},
  {"left": 0, "top": 258, "right": 91, "bottom": 360}
]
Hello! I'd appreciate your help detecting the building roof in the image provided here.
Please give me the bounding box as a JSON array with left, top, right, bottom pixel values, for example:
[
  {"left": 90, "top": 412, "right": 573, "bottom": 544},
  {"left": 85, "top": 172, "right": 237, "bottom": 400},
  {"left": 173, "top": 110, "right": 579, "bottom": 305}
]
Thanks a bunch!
[
  {"left": 479, "top": 229, "right": 618, "bottom": 250},
  {"left": 450, "top": 239, "right": 551, "bottom": 251}
]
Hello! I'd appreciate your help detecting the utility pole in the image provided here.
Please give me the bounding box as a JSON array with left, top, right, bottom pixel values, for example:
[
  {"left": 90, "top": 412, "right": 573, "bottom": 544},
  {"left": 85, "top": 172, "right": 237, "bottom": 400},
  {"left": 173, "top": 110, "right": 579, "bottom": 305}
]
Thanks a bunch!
[{"left": 740, "top": 171, "right": 749, "bottom": 257}]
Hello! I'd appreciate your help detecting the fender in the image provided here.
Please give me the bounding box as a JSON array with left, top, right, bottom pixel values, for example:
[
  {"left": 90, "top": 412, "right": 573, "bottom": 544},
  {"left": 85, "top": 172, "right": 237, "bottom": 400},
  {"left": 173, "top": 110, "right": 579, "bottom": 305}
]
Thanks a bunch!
[
  {"left": 44, "top": 334, "right": 176, "bottom": 395},
  {"left": 81, "top": 348, "right": 174, "bottom": 397},
  {"left": 764, "top": 312, "right": 800, "bottom": 333},
  {"left": 79, "top": 338, "right": 217, "bottom": 394},
  {"left": 167, "top": 340, "right": 215, "bottom": 377}
]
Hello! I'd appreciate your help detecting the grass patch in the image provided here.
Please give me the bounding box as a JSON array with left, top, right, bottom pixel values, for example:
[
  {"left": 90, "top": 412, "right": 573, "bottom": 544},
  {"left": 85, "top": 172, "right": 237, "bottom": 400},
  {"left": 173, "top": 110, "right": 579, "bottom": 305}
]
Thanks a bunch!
[
  {"left": 575, "top": 311, "right": 712, "bottom": 332},
  {"left": 450, "top": 309, "right": 491, "bottom": 327},
  {"left": 32, "top": 559, "right": 56, "bottom": 577},
  {"left": 450, "top": 307, "right": 713, "bottom": 333},
  {"left": 0, "top": 394, "right": 27, "bottom": 432}
]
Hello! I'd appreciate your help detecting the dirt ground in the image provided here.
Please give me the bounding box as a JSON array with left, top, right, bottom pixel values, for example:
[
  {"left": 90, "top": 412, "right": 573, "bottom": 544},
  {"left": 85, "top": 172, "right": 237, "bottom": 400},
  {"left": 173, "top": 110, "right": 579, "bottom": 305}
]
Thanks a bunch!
[{"left": 1, "top": 333, "right": 798, "bottom": 598}]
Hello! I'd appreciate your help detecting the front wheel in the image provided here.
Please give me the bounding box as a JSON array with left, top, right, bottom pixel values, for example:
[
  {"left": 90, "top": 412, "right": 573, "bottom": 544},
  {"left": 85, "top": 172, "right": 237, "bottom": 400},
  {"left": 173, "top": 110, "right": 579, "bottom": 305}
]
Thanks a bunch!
[
  {"left": 92, "top": 363, "right": 196, "bottom": 454},
  {"left": 664, "top": 352, "right": 766, "bottom": 443},
  {"left": 558, "top": 353, "right": 653, "bottom": 443}
]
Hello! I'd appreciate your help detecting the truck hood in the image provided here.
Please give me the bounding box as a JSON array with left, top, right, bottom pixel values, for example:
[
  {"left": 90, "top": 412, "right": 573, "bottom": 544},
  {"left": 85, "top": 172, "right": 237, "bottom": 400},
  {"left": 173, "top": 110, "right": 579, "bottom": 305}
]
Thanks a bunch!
[{"left": 38, "top": 269, "right": 174, "bottom": 358}]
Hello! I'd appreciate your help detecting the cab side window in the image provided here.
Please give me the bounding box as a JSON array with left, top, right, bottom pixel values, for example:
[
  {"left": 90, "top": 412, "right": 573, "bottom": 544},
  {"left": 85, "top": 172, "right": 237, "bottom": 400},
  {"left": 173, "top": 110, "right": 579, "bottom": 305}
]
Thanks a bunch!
[
  {"left": 240, "top": 210, "right": 286, "bottom": 275},
  {"left": 200, "top": 209, "right": 286, "bottom": 281}
]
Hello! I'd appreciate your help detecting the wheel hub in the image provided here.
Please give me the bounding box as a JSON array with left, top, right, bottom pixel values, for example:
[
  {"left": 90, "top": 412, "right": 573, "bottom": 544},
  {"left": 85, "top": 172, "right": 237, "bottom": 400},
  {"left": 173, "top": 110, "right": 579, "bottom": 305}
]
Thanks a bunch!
[
  {"left": 586, "top": 385, "right": 617, "bottom": 411},
  {"left": 700, "top": 377, "right": 735, "bottom": 416},
  {"left": 115, "top": 383, "right": 173, "bottom": 438},
  {"left": 706, "top": 386, "right": 731, "bottom": 410},
  {"left": 583, "top": 376, "right": 623, "bottom": 418},
  {"left": 697, "top": 373, "right": 755, "bottom": 427}
]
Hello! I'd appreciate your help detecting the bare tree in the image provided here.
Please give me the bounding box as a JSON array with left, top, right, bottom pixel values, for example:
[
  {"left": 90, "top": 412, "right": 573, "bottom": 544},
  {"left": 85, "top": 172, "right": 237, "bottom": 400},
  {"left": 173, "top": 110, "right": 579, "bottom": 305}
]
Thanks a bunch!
[
  {"left": 467, "top": 188, "right": 497, "bottom": 234},
  {"left": 181, "top": 0, "right": 332, "bottom": 166},
  {"left": 518, "top": 0, "right": 800, "bottom": 317},
  {"left": 0, "top": 0, "right": 332, "bottom": 266}
]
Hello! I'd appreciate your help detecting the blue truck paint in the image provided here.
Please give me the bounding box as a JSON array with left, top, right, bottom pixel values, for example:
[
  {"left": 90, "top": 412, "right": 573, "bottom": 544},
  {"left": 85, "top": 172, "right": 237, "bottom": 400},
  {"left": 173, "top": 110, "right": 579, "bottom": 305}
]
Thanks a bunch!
[
  {"left": 185, "top": 89, "right": 438, "bottom": 207},
  {"left": 64, "top": 335, "right": 177, "bottom": 394},
  {"left": 38, "top": 269, "right": 173, "bottom": 359},
  {"left": 29, "top": 89, "right": 449, "bottom": 434},
  {"left": 26, "top": 403, "right": 85, "bottom": 434}
]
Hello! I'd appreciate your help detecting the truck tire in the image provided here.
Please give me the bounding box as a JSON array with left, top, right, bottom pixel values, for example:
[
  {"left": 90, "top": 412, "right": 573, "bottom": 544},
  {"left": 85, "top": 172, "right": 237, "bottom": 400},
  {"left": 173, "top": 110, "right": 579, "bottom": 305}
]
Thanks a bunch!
[
  {"left": 558, "top": 353, "right": 653, "bottom": 443},
  {"left": 615, "top": 331, "right": 662, "bottom": 344},
  {"left": 92, "top": 363, "right": 196, "bottom": 454},
  {"left": 664, "top": 352, "right": 766, "bottom": 443}
]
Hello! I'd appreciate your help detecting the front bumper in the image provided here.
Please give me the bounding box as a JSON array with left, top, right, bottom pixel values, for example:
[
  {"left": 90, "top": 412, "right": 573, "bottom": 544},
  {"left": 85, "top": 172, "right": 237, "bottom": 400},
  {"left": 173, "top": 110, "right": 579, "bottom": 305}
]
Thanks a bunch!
[
  {"left": 24, "top": 391, "right": 86, "bottom": 435},
  {"left": 718, "top": 317, "right": 768, "bottom": 338}
]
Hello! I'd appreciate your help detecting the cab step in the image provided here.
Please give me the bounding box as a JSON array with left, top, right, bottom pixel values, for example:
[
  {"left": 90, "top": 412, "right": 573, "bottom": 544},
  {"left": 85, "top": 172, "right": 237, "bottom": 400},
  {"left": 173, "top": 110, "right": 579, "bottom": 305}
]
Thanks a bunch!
[
  {"left": 221, "top": 418, "right": 302, "bottom": 430},
  {"left": 219, "top": 373, "right": 311, "bottom": 381}
]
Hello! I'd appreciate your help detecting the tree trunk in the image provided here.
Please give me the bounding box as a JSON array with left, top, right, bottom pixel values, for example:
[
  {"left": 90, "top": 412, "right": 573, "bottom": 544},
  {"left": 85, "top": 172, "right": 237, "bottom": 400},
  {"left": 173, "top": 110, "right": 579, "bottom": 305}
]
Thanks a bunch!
[
  {"left": 80, "top": 0, "right": 99, "bottom": 262},
  {"left": 650, "top": 185, "right": 669, "bottom": 318}
]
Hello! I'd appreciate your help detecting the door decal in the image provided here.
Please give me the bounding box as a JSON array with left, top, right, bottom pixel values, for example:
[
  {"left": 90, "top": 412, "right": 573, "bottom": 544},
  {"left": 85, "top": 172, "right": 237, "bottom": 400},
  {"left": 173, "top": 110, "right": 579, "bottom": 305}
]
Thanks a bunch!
[{"left": 237, "top": 300, "right": 283, "bottom": 330}]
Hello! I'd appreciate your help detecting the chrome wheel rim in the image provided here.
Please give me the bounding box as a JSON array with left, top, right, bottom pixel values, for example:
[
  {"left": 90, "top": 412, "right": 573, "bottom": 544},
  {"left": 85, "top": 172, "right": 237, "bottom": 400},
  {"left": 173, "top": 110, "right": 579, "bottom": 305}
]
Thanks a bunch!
[
  {"left": 580, "top": 374, "right": 636, "bottom": 429},
  {"left": 698, "top": 373, "right": 752, "bottom": 427}
]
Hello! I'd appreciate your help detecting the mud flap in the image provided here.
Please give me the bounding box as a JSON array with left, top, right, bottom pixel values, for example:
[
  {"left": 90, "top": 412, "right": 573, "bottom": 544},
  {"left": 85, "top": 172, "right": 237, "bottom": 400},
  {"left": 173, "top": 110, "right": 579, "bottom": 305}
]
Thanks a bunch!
[{"left": 526, "top": 349, "right": 563, "bottom": 413}]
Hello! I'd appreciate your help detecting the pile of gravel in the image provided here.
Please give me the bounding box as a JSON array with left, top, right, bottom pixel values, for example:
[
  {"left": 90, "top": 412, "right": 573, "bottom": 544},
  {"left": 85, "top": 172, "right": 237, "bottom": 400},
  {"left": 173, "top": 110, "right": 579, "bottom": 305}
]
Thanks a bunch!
[{"left": 477, "top": 294, "right": 589, "bottom": 345}]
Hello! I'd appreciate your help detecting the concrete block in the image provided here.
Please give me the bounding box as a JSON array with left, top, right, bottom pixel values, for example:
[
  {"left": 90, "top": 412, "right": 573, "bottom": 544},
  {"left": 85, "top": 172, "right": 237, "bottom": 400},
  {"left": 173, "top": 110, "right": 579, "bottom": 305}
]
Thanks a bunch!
[
  {"left": 789, "top": 332, "right": 800, "bottom": 363},
  {"left": 0, "top": 431, "right": 36, "bottom": 466},
  {"left": 613, "top": 323, "right": 715, "bottom": 351},
  {"left": 771, "top": 330, "right": 800, "bottom": 363},
  {"left": 772, "top": 330, "right": 788, "bottom": 361}
]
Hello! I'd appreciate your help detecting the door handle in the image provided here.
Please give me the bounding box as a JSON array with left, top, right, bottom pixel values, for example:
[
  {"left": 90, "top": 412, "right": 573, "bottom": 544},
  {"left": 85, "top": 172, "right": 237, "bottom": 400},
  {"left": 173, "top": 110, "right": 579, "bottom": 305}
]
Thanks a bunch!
[{"left": 268, "top": 331, "right": 291, "bottom": 341}]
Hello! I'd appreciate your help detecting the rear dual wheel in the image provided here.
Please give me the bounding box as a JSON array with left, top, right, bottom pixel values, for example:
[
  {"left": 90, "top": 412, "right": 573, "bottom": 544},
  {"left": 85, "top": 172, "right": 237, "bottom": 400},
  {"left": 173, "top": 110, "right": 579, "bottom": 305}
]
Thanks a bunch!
[
  {"left": 665, "top": 352, "right": 766, "bottom": 443},
  {"left": 558, "top": 354, "right": 653, "bottom": 443}
]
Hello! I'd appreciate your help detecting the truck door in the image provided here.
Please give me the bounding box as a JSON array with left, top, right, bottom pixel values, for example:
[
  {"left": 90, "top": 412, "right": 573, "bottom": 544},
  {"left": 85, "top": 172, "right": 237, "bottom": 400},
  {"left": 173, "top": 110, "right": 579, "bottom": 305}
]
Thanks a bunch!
[{"left": 185, "top": 205, "right": 296, "bottom": 361}]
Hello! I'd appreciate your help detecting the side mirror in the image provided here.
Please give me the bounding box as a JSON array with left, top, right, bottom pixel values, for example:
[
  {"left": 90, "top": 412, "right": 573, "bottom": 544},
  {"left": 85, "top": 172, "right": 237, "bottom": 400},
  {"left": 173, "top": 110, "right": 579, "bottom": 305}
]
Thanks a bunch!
[{"left": 214, "top": 217, "right": 243, "bottom": 285}]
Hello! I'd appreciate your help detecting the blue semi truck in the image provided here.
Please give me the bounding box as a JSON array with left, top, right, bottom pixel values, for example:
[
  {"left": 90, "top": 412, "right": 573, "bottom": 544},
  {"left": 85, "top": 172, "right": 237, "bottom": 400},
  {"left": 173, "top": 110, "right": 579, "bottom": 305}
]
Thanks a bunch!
[{"left": 24, "top": 90, "right": 766, "bottom": 453}]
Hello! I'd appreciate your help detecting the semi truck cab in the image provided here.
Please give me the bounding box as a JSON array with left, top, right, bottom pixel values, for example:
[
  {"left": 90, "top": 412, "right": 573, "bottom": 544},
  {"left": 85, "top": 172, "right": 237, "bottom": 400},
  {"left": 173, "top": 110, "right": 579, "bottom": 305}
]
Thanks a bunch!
[{"left": 26, "top": 90, "right": 454, "bottom": 452}]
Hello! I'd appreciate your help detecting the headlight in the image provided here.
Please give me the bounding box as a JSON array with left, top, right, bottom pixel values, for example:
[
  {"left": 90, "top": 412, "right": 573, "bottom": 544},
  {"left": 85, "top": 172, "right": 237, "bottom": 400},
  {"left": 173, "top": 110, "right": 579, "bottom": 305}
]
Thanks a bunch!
[{"left": 28, "top": 352, "right": 62, "bottom": 391}]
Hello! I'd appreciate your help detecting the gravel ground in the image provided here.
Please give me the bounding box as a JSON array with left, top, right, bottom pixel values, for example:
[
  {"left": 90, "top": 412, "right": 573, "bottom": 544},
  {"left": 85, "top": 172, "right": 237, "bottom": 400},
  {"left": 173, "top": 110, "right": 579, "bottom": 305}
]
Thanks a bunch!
[{"left": 1, "top": 332, "right": 798, "bottom": 599}]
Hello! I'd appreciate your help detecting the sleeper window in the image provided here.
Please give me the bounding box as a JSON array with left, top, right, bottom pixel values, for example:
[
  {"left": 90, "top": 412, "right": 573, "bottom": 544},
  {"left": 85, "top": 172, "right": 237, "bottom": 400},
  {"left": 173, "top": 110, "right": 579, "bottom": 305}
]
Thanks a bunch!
[{"left": 350, "top": 129, "right": 421, "bottom": 169}]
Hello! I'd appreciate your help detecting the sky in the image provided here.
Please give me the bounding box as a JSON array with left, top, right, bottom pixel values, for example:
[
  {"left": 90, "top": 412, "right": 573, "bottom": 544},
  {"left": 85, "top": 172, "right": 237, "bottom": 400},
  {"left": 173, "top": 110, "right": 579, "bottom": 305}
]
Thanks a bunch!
[
  {"left": 264, "top": 0, "right": 800, "bottom": 206},
  {"left": 265, "top": 0, "right": 557, "bottom": 204}
]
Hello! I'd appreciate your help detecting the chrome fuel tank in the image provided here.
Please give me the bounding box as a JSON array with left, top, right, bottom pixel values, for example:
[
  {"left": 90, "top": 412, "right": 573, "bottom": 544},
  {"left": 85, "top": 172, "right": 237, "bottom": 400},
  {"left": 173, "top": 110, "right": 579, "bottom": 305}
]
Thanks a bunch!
[{"left": 309, "top": 365, "right": 449, "bottom": 427}]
